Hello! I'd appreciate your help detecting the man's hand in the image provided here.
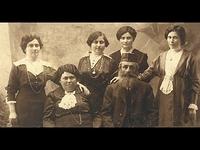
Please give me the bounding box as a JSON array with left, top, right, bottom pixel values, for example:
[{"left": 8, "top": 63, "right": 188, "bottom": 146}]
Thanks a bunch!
[{"left": 110, "top": 77, "right": 120, "bottom": 84}]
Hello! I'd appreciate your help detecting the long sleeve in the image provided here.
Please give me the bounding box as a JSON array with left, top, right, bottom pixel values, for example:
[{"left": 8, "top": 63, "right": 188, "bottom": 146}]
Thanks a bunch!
[
  {"left": 138, "top": 54, "right": 161, "bottom": 82},
  {"left": 46, "top": 66, "right": 56, "bottom": 81},
  {"left": 78, "top": 58, "right": 83, "bottom": 71},
  {"left": 188, "top": 54, "right": 200, "bottom": 105},
  {"left": 144, "top": 85, "right": 158, "bottom": 126},
  {"left": 78, "top": 57, "right": 88, "bottom": 85},
  {"left": 43, "top": 93, "right": 55, "bottom": 127},
  {"left": 139, "top": 53, "right": 149, "bottom": 73},
  {"left": 6, "top": 64, "right": 19, "bottom": 103},
  {"left": 100, "top": 85, "right": 114, "bottom": 127}
]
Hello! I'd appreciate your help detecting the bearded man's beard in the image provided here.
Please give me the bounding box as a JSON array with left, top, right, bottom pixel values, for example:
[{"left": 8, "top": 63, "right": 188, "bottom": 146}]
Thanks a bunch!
[{"left": 118, "top": 70, "right": 137, "bottom": 78}]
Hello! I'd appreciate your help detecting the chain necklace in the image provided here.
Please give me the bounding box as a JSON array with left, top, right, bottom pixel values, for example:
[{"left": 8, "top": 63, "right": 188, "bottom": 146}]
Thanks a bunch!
[
  {"left": 88, "top": 55, "right": 104, "bottom": 78},
  {"left": 26, "top": 67, "right": 45, "bottom": 94}
]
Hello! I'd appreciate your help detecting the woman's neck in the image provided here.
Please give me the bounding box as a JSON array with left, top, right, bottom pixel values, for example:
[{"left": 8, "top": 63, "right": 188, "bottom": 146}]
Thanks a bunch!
[
  {"left": 25, "top": 56, "right": 39, "bottom": 62},
  {"left": 170, "top": 47, "right": 182, "bottom": 52},
  {"left": 121, "top": 46, "right": 133, "bottom": 52},
  {"left": 90, "top": 52, "right": 103, "bottom": 57}
]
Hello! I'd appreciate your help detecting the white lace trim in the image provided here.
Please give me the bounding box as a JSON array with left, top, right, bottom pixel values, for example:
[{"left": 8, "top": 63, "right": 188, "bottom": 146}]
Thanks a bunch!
[
  {"left": 58, "top": 91, "right": 77, "bottom": 110},
  {"left": 14, "top": 58, "right": 51, "bottom": 75}
]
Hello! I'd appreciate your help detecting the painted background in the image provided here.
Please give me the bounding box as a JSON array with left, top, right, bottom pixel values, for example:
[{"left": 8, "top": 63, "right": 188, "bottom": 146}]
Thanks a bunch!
[{"left": 0, "top": 23, "right": 200, "bottom": 126}]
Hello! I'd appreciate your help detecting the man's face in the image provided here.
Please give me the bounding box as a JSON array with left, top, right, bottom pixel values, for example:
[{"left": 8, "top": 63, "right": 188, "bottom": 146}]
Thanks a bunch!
[
  {"left": 119, "top": 61, "right": 137, "bottom": 77},
  {"left": 60, "top": 72, "right": 78, "bottom": 92}
]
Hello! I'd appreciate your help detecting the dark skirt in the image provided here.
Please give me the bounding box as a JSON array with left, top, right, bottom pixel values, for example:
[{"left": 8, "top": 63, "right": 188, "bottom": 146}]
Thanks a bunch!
[
  {"left": 15, "top": 87, "right": 46, "bottom": 127},
  {"left": 158, "top": 89, "right": 187, "bottom": 127},
  {"left": 158, "top": 90, "right": 174, "bottom": 127},
  {"left": 89, "top": 90, "right": 104, "bottom": 115},
  {"left": 55, "top": 113, "right": 93, "bottom": 127}
]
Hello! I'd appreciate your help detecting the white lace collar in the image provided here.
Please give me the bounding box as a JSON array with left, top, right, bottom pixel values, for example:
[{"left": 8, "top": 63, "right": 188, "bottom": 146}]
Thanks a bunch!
[
  {"left": 14, "top": 58, "right": 51, "bottom": 75},
  {"left": 120, "top": 48, "right": 134, "bottom": 55}
]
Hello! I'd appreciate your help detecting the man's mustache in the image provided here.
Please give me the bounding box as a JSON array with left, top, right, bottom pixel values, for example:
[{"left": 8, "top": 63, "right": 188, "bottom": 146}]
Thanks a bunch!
[{"left": 121, "top": 73, "right": 136, "bottom": 77}]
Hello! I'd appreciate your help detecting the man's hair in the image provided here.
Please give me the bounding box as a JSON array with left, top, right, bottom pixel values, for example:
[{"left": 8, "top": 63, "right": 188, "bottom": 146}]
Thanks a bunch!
[{"left": 118, "top": 62, "right": 139, "bottom": 77}]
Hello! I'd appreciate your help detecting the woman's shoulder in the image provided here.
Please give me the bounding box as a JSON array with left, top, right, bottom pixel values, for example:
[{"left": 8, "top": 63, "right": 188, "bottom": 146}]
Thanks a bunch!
[
  {"left": 79, "top": 55, "right": 89, "bottom": 61},
  {"left": 102, "top": 54, "right": 113, "bottom": 60},
  {"left": 80, "top": 55, "right": 89, "bottom": 59},
  {"left": 47, "top": 86, "right": 64, "bottom": 98},
  {"left": 78, "top": 56, "right": 90, "bottom": 66},
  {"left": 159, "top": 50, "right": 168, "bottom": 55},
  {"left": 133, "top": 49, "right": 147, "bottom": 56},
  {"left": 40, "top": 60, "right": 53, "bottom": 68},
  {"left": 40, "top": 60, "right": 56, "bottom": 73},
  {"left": 109, "top": 50, "right": 120, "bottom": 57},
  {"left": 13, "top": 58, "right": 26, "bottom": 66}
]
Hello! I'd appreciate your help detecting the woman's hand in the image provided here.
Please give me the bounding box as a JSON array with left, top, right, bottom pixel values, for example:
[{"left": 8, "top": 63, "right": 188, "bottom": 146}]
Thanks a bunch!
[
  {"left": 9, "top": 112, "right": 17, "bottom": 119},
  {"left": 77, "top": 82, "right": 90, "bottom": 96},
  {"left": 110, "top": 77, "right": 120, "bottom": 84},
  {"left": 8, "top": 112, "right": 17, "bottom": 127},
  {"left": 189, "top": 108, "right": 197, "bottom": 126},
  {"left": 7, "top": 103, "right": 18, "bottom": 127}
]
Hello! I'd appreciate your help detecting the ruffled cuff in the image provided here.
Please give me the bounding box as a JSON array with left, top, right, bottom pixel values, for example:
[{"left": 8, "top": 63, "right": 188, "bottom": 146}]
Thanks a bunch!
[
  {"left": 188, "top": 104, "right": 198, "bottom": 110},
  {"left": 6, "top": 97, "right": 16, "bottom": 104}
]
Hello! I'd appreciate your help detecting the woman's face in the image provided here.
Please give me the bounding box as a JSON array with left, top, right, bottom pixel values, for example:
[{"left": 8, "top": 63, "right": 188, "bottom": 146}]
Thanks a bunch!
[
  {"left": 90, "top": 36, "right": 106, "bottom": 55},
  {"left": 167, "top": 31, "right": 181, "bottom": 49},
  {"left": 25, "top": 39, "right": 41, "bottom": 60},
  {"left": 60, "top": 72, "right": 78, "bottom": 92},
  {"left": 119, "top": 32, "right": 134, "bottom": 50}
]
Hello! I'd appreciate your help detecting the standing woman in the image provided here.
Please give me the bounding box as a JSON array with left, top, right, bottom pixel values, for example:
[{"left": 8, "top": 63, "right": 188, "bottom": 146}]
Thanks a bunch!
[
  {"left": 110, "top": 26, "right": 149, "bottom": 80},
  {"left": 138, "top": 25, "right": 200, "bottom": 126},
  {"left": 78, "top": 31, "right": 114, "bottom": 124},
  {"left": 6, "top": 34, "right": 55, "bottom": 127}
]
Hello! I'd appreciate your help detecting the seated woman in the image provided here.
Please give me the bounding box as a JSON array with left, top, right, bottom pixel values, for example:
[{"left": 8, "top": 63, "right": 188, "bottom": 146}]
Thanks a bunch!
[{"left": 43, "top": 64, "right": 92, "bottom": 127}]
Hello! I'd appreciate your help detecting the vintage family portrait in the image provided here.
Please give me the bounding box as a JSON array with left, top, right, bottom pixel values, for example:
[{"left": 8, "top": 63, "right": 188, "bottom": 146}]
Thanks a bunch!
[{"left": 0, "top": 22, "right": 200, "bottom": 127}]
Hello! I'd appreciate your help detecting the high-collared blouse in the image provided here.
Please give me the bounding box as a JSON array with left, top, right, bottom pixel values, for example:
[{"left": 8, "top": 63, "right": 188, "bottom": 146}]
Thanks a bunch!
[{"left": 160, "top": 49, "right": 183, "bottom": 94}]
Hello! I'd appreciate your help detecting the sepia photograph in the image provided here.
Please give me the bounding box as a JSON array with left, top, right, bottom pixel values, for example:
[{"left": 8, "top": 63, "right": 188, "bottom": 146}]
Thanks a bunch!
[{"left": 0, "top": 22, "right": 200, "bottom": 127}]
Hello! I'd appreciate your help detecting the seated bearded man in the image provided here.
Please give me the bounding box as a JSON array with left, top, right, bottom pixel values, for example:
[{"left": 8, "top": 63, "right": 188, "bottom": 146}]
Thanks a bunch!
[{"left": 95, "top": 53, "right": 156, "bottom": 127}]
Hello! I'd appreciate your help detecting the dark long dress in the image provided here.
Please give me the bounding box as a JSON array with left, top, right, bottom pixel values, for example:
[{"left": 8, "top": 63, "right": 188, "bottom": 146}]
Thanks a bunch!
[
  {"left": 43, "top": 87, "right": 92, "bottom": 127},
  {"left": 6, "top": 59, "right": 55, "bottom": 127},
  {"left": 78, "top": 55, "right": 114, "bottom": 117}
]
